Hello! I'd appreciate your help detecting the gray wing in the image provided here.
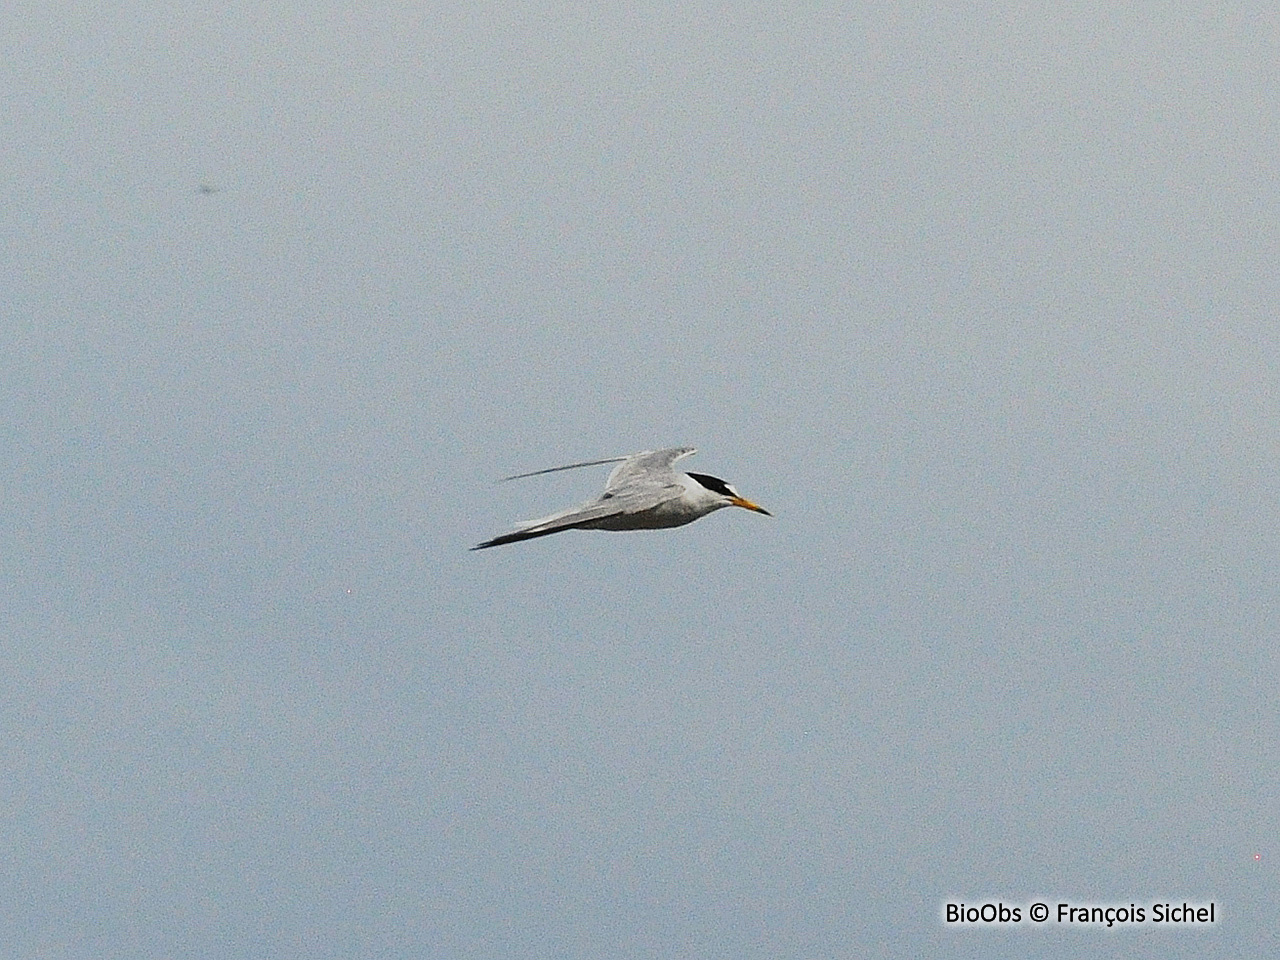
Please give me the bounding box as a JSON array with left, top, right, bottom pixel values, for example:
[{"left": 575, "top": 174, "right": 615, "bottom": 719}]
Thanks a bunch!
[
  {"left": 500, "top": 455, "right": 629, "bottom": 482},
  {"left": 604, "top": 447, "right": 696, "bottom": 492},
  {"left": 472, "top": 483, "right": 684, "bottom": 550},
  {"left": 499, "top": 447, "right": 694, "bottom": 487}
]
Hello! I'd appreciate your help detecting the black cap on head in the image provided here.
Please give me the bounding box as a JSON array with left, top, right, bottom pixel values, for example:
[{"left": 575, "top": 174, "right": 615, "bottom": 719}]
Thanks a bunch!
[{"left": 687, "top": 472, "right": 735, "bottom": 497}]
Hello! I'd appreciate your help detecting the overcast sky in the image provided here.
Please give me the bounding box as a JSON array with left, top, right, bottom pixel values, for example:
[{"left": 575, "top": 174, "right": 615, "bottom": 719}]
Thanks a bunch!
[{"left": 3, "top": 2, "right": 1277, "bottom": 958}]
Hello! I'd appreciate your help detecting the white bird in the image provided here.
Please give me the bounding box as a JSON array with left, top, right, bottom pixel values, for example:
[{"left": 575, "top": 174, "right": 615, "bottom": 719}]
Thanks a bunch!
[{"left": 473, "top": 447, "right": 771, "bottom": 550}]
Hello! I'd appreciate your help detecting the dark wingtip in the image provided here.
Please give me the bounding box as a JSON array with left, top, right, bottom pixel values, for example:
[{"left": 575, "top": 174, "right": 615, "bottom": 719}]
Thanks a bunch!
[{"left": 471, "top": 528, "right": 543, "bottom": 550}]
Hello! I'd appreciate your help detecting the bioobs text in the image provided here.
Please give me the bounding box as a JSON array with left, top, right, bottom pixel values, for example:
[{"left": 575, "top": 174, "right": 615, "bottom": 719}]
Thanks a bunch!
[{"left": 945, "top": 903, "right": 1021, "bottom": 924}]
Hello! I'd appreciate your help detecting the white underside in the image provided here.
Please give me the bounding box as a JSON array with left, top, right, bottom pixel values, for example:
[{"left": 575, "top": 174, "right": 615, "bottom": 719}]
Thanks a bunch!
[{"left": 582, "top": 498, "right": 726, "bottom": 531}]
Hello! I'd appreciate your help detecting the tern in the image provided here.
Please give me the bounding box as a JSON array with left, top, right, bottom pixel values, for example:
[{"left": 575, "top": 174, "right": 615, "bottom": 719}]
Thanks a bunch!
[{"left": 473, "top": 447, "right": 771, "bottom": 550}]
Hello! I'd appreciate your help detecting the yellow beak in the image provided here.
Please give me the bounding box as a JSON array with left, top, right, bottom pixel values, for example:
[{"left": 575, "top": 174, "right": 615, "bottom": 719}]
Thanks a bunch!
[{"left": 730, "top": 496, "right": 772, "bottom": 516}]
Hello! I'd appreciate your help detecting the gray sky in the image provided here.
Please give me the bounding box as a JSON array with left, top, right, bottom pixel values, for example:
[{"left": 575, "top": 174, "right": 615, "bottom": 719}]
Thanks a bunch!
[{"left": 3, "top": 2, "right": 1277, "bottom": 957}]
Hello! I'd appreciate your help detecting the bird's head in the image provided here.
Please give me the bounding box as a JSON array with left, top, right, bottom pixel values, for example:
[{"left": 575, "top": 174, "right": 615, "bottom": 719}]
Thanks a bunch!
[{"left": 687, "top": 472, "right": 772, "bottom": 515}]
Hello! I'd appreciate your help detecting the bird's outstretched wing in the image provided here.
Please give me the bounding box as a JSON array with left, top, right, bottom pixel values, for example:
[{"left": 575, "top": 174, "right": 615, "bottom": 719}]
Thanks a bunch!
[
  {"left": 498, "top": 447, "right": 695, "bottom": 486},
  {"left": 604, "top": 447, "right": 696, "bottom": 491},
  {"left": 472, "top": 481, "right": 685, "bottom": 549},
  {"left": 500, "top": 456, "right": 629, "bottom": 482}
]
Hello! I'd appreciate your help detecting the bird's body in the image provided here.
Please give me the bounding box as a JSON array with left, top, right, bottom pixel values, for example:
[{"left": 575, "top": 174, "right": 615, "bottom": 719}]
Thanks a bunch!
[{"left": 473, "top": 447, "right": 770, "bottom": 550}]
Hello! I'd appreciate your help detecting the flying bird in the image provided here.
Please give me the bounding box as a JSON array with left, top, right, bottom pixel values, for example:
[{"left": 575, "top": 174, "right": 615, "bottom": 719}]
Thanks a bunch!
[{"left": 473, "top": 447, "right": 771, "bottom": 550}]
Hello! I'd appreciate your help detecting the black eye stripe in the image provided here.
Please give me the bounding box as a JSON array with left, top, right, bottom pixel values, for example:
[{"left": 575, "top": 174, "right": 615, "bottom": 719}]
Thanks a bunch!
[{"left": 688, "top": 473, "right": 734, "bottom": 497}]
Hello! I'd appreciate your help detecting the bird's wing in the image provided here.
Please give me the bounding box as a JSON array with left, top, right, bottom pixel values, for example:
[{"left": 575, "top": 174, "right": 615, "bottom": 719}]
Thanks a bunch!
[
  {"left": 604, "top": 447, "right": 696, "bottom": 492},
  {"left": 472, "top": 483, "right": 684, "bottom": 550},
  {"left": 500, "top": 455, "right": 629, "bottom": 482}
]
